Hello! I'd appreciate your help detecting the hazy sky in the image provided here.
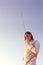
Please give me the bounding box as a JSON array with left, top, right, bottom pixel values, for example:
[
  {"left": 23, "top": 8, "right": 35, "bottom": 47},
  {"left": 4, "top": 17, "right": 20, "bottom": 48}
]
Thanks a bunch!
[{"left": 0, "top": 0, "right": 43, "bottom": 65}]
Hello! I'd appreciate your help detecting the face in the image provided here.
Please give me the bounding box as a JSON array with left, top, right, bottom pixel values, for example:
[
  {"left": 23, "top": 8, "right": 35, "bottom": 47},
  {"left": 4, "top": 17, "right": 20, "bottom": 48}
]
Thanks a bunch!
[{"left": 24, "top": 33, "right": 32, "bottom": 41}]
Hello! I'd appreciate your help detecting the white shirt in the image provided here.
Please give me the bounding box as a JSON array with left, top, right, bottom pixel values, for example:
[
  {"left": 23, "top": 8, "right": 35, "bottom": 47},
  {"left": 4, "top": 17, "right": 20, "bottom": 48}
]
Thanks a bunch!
[{"left": 23, "top": 40, "right": 40, "bottom": 65}]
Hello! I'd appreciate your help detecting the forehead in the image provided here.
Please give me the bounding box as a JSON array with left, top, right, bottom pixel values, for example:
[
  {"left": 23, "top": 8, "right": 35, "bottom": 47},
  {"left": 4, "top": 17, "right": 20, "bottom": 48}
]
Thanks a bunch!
[{"left": 25, "top": 33, "right": 31, "bottom": 36}]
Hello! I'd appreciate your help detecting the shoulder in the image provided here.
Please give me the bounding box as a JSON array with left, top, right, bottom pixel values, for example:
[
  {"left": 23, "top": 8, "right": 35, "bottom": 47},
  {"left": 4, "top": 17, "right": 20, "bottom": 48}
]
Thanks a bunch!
[
  {"left": 34, "top": 40, "right": 40, "bottom": 43},
  {"left": 34, "top": 40, "right": 40, "bottom": 47}
]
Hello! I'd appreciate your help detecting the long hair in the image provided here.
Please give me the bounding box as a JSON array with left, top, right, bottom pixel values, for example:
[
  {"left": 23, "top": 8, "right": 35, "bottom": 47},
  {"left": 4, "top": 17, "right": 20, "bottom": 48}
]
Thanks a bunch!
[{"left": 24, "top": 32, "right": 34, "bottom": 40}]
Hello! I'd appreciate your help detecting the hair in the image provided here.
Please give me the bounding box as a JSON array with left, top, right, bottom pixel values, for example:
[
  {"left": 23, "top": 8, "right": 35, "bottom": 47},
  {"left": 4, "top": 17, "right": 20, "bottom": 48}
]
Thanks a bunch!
[{"left": 24, "top": 31, "right": 34, "bottom": 40}]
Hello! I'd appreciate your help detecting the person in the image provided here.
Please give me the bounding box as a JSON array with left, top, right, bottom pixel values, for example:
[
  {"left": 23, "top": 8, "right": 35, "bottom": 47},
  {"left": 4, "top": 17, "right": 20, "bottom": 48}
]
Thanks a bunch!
[{"left": 23, "top": 32, "right": 40, "bottom": 65}]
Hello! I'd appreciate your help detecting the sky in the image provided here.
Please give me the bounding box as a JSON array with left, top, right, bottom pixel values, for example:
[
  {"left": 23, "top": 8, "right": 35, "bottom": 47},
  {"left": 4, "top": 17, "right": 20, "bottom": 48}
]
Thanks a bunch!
[{"left": 0, "top": 0, "right": 43, "bottom": 65}]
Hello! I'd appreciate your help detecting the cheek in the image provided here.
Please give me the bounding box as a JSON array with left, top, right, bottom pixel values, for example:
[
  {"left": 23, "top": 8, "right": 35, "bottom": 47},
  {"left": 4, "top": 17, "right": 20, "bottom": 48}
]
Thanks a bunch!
[{"left": 29, "top": 36, "right": 31, "bottom": 39}]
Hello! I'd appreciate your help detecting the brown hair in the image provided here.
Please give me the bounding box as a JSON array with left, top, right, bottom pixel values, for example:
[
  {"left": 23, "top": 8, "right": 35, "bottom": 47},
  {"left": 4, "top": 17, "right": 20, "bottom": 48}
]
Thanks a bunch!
[{"left": 24, "top": 32, "right": 34, "bottom": 40}]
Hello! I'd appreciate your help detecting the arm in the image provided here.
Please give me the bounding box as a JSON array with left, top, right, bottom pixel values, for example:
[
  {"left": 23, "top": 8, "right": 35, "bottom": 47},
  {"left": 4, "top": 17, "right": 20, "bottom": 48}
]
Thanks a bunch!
[
  {"left": 27, "top": 45, "right": 36, "bottom": 55},
  {"left": 27, "top": 40, "right": 40, "bottom": 55},
  {"left": 31, "top": 47, "right": 37, "bottom": 55}
]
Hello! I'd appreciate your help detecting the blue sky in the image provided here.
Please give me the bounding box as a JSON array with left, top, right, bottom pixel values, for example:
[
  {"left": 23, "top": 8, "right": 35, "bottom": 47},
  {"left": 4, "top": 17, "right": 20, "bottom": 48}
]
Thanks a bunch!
[{"left": 0, "top": 0, "right": 43, "bottom": 65}]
